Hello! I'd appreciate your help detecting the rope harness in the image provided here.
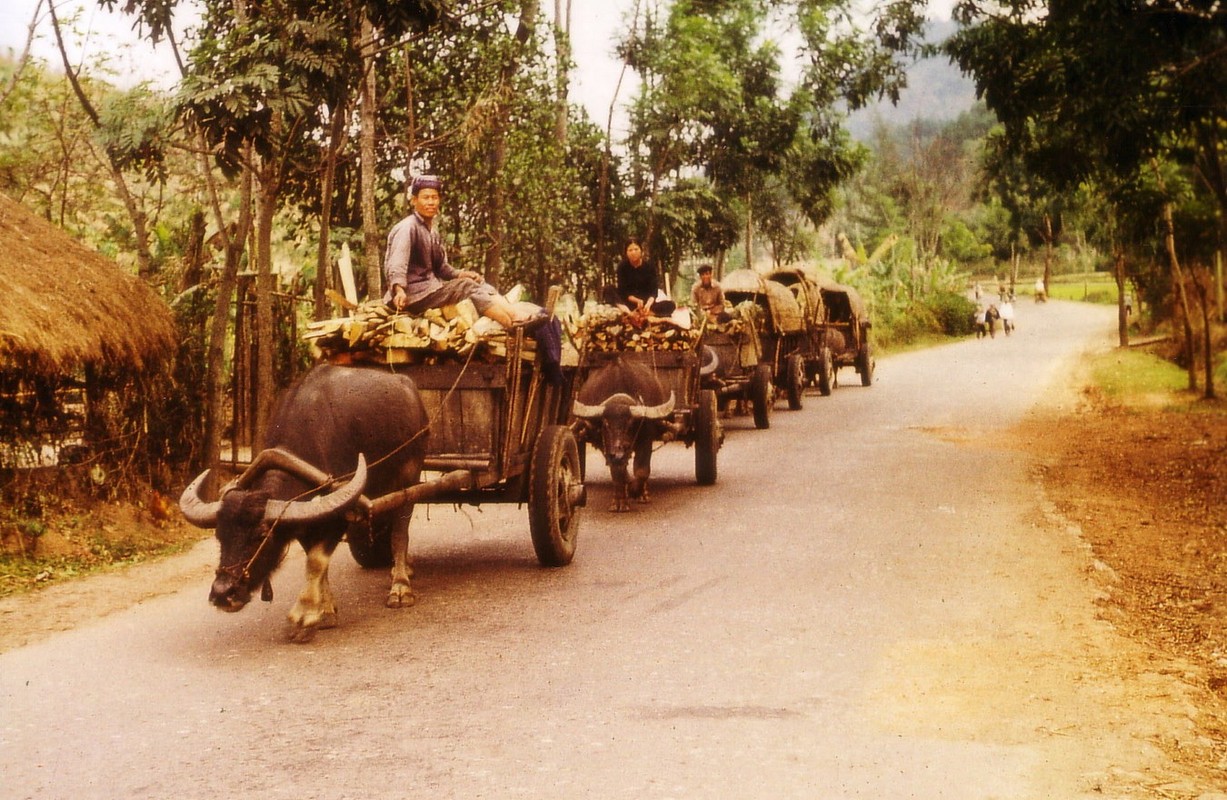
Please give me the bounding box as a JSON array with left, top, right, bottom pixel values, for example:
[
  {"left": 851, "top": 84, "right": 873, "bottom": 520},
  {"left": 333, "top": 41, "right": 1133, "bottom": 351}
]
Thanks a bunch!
[{"left": 215, "top": 344, "right": 482, "bottom": 601}]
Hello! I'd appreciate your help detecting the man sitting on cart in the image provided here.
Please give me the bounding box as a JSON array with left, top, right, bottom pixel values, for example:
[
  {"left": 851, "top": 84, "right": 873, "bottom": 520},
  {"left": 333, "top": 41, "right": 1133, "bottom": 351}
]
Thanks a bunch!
[
  {"left": 690, "top": 263, "right": 731, "bottom": 323},
  {"left": 383, "top": 174, "right": 543, "bottom": 329}
]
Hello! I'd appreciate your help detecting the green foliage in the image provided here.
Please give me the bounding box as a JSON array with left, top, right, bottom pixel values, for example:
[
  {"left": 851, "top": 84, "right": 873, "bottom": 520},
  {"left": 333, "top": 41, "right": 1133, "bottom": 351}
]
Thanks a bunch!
[
  {"left": 940, "top": 217, "right": 991, "bottom": 264},
  {"left": 928, "top": 290, "right": 978, "bottom": 336}
]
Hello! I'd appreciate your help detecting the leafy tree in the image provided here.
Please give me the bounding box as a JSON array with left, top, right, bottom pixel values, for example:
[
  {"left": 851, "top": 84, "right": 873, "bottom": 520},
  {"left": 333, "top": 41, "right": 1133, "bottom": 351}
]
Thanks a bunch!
[{"left": 947, "top": 0, "right": 1226, "bottom": 395}]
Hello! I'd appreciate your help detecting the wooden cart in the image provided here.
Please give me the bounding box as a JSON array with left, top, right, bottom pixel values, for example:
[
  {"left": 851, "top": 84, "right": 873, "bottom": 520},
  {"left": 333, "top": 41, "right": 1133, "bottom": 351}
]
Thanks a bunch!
[
  {"left": 346, "top": 327, "right": 585, "bottom": 569},
  {"left": 699, "top": 324, "right": 774, "bottom": 430},
  {"left": 573, "top": 346, "right": 722, "bottom": 486}
]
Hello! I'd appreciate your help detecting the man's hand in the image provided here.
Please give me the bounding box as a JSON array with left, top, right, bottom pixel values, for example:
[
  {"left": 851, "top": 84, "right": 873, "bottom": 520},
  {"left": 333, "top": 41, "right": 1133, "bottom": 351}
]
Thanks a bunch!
[
  {"left": 392, "top": 285, "right": 408, "bottom": 311},
  {"left": 459, "top": 269, "right": 483, "bottom": 282}
]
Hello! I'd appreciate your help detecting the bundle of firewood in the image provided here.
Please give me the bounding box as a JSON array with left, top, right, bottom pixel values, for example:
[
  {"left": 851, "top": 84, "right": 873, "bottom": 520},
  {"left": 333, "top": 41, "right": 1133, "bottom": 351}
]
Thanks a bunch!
[
  {"left": 572, "top": 305, "right": 700, "bottom": 353},
  {"left": 304, "top": 299, "right": 520, "bottom": 365}
]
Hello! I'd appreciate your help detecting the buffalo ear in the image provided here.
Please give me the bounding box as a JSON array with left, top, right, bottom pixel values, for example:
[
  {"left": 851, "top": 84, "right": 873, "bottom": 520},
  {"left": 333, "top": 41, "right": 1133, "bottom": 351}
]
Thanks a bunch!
[{"left": 179, "top": 470, "right": 221, "bottom": 527}]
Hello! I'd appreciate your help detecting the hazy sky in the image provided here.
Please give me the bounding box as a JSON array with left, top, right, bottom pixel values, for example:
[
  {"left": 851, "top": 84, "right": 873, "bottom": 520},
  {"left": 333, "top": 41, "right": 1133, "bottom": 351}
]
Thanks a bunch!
[
  {"left": 0, "top": 0, "right": 958, "bottom": 137},
  {"left": 0, "top": 0, "right": 639, "bottom": 130}
]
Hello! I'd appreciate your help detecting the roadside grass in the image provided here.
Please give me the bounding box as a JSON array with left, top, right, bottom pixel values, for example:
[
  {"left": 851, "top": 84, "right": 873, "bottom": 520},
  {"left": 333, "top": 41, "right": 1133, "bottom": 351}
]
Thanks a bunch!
[
  {"left": 0, "top": 502, "right": 206, "bottom": 599},
  {"left": 1047, "top": 273, "right": 1120, "bottom": 305},
  {"left": 1088, "top": 346, "right": 1218, "bottom": 411}
]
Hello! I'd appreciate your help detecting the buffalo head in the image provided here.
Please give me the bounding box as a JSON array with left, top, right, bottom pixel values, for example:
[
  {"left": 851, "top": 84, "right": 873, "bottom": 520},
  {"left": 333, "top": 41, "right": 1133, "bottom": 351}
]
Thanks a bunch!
[
  {"left": 572, "top": 391, "right": 674, "bottom": 468},
  {"left": 179, "top": 454, "right": 367, "bottom": 612}
]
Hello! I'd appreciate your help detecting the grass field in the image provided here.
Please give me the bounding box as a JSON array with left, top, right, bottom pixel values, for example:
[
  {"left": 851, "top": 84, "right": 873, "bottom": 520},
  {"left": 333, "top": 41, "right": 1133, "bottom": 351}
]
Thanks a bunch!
[{"left": 1045, "top": 273, "right": 1121, "bottom": 304}]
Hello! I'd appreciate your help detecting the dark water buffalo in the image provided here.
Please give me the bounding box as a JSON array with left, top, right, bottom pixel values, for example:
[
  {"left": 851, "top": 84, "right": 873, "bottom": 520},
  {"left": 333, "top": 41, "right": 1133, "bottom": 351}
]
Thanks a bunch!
[
  {"left": 179, "top": 364, "right": 428, "bottom": 641},
  {"left": 572, "top": 357, "right": 674, "bottom": 512}
]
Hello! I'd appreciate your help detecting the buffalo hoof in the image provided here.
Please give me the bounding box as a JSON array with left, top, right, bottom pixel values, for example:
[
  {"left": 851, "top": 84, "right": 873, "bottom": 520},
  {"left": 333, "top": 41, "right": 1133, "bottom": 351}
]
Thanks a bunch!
[
  {"left": 286, "top": 601, "right": 336, "bottom": 643},
  {"left": 609, "top": 498, "right": 632, "bottom": 512},
  {"left": 285, "top": 621, "right": 319, "bottom": 644},
  {"left": 386, "top": 582, "right": 416, "bottom": 609}
]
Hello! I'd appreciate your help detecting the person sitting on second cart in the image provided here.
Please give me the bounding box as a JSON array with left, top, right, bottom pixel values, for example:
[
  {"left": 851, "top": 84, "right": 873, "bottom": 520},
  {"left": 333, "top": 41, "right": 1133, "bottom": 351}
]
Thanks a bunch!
[
  {"left": 383, "top": 174, "right": 544, "bottom": 329},
  {"left": 690, "top": 263, "right": 731, "bottom": 323},
  {"left": 605, "top": 237, "right": 676, "bottom": 320}
]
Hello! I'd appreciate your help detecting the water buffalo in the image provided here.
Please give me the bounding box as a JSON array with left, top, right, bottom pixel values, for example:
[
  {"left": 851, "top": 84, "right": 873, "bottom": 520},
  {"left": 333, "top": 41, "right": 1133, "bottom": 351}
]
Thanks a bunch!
[
  {"left": 179, "top": 364, "right": 428, "bottom": 642},
  {"left": 572, "top": 356, "right": 674, "bottom": 512}
]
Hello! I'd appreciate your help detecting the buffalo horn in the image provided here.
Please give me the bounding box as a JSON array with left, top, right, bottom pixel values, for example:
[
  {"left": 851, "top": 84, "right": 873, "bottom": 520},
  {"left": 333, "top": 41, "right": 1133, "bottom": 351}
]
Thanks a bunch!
[
  {"left": 571, "top": 399, "right": 607, "bottom": 419},
  {"left": 630, "top": 391, "right": 676, "bottom": 420},
  {"left": 262, "top": 454, "right": 369, "bottom": 524},
  {"left": 178, "top": 469, "right": 221, "bottom": 528}
]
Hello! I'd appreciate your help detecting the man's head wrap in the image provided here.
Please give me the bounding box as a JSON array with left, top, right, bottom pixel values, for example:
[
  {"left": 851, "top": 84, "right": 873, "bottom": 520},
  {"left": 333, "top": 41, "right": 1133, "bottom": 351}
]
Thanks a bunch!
[{"left": 411, "top": 175, "right": 443, "bottom": 196}]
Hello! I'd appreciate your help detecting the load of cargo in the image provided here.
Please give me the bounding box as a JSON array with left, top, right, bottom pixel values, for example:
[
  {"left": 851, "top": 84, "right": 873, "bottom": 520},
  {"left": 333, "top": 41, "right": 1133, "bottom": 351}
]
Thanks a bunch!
[
  {"left": 571, "top": 304, "right": 700, "bottom": 354},
  {"left": 304, "top": 297, "right": 543, "bottom": 364}
]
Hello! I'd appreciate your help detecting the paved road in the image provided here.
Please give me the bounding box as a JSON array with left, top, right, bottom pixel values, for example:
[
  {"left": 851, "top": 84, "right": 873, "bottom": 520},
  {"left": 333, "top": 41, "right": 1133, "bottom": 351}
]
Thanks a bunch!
[{"left": 6, "top": 300, "right": 1188, "bottom": 799}]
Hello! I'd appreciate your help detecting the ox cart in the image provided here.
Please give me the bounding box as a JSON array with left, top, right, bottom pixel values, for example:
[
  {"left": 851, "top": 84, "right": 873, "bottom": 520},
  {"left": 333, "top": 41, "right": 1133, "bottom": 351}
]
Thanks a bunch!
[
  {"left": 341, "top": 324, "right": 585, "bottom": 569},
  {"left": 721, "top": 270, "right": 818, "bottom": 410},
  {"left": 815, "top": 280, "right": 875, "bottom": 387},
  {"left": 699, "top": 320, "right": 773, "bottom": 429},
  {"left": 573, "top": 343, "right": 723, "bottom": 489}
]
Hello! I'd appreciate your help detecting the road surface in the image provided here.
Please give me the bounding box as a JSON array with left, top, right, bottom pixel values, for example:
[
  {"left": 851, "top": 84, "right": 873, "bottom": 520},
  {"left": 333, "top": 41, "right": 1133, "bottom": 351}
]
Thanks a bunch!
[{"left": 1, "top": 300, "right": 1208, "bottom": 798}]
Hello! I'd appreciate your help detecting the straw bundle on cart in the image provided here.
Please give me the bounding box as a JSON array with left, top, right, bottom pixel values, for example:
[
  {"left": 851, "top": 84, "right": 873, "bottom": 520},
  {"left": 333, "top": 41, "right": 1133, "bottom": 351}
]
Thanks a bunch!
[
  {"left": 304, "top": 299, "right": 532, "bottom": 365},
  {"left": 572, "top": 305, "right": 700, "bottom": 354}
]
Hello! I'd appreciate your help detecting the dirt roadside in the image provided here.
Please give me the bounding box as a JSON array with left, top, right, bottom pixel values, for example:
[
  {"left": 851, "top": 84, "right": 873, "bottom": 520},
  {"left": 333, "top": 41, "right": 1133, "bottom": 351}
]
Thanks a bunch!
[{"left": 1011, "top": 376, "right": 1227, "bottom": 788}]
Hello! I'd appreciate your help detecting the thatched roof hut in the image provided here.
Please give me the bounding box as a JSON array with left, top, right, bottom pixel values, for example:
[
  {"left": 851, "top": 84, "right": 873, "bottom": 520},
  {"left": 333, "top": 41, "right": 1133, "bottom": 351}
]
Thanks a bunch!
[{"left": 0, "top": 194, "right": 175, "bottom": 376}]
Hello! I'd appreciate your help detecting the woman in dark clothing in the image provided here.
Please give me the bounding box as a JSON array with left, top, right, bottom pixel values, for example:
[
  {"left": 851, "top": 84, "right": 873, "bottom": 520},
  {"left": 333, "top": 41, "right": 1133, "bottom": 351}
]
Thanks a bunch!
[{"left": 606, "top": 237, "right": 676, "bottom": 316}]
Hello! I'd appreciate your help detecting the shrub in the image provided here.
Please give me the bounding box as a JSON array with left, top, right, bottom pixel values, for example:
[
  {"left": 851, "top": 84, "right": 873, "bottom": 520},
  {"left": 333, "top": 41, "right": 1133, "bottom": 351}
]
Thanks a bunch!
[{"left": 928, "top": 291, "right": 979, "bottom": 336}]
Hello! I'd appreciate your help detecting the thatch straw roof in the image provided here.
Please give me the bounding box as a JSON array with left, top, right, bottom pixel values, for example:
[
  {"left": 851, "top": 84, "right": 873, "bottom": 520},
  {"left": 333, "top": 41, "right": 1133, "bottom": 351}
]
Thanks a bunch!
[
  {"left": 0, "top": 194, "right": 175, "bottom": 377},
  {"left": 815, "top": 278, "right": 869, "bottom": 322},
  {"left": 720, "top": 269, "right": 804, "bottom": 333}
]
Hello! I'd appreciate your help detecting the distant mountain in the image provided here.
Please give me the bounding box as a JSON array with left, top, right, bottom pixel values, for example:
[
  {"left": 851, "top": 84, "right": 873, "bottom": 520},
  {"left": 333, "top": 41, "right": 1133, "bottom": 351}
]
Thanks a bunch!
[{"left": 846, "top": 18, "right": 979, "bottom": 140}]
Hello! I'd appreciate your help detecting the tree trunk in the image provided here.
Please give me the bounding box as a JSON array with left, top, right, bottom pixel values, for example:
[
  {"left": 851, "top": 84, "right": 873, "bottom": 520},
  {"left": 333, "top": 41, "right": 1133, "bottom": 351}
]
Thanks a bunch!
[
  {"left": 484, "top": 0, "right": 540, "bottom": 292},
  {"left": 403, "top": 46, "right": 417, "bottom": 180},
  {"left": 1192, "top": 267, "right": 1217, "bottom": 399},
  {"left": 360, "top": 12, "right": 382, "bottom": 300},
  {"left": 744, "top": 193, "right": 753, "bottom": 272},
  {"left": 253, "top": 153, "right": 278, "bottom": 451},
  {"left": 315, "top": 100, "right": 348, "bottom": 320},
  {"left": 1113, "top": 251, "right": 1129, "bottom": 347},
  {"left": 1042, "top": 212, "right": 1053, "bottom": 297},
  {"left": 553, "top": 0, "right": 571, "bottom": 145},
  {"left": 1160, "top": 200, "right": 1198, "bottom": 392},
  {"left": 202, "top": 164, "right": 253, "bottom": 485},
  {"left": 180, "top": 209, "right": 206, "bottom": 293},
  {"left": 49, "top": 0, "right": 154, "bottom": 279}
]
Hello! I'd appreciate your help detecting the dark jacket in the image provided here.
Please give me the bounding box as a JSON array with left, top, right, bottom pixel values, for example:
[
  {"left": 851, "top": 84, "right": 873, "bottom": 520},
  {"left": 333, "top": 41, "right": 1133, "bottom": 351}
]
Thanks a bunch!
[{"left": 616, "top": 257, "right": 660, "bottom": 306}]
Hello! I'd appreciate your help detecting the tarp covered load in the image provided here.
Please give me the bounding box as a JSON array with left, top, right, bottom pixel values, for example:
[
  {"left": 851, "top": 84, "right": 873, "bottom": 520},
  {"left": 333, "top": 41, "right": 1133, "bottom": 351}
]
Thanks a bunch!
[
  {"left": 705, "top": 300, "right": 765, "bottom": 367},
  {"left": 766, "top": 268, "right": 826, "bottom": 328},
  {"left": 815, "top": 278, "right": 869, "bottom": 324},
  {"left": 719, "top": 269, "right": 804, "bottom": 334},
  {"left": 572, "top": 305, "right": 700, "bottom": 354}
]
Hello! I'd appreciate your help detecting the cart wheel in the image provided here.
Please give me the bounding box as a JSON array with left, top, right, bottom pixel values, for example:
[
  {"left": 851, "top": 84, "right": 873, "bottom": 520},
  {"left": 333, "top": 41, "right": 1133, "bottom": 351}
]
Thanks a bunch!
[
  {"left": 750, "top": 363, "right": 772, "bottom": 430},
  {"left": 694, "top": 389, "right": 720, "bottom": 485},
  {"left": 348, "top": 516, "right": 393, "bottom": 569},
  {"left": 785, "top": 353, "right": 805, "bottom": 410},
  {"left": 529, "top": 425, "right": 583, "bottom": 567},
  {"left": 857, "top": 345, "right": 875, "bottom": 386},
  {"left": 816, "top": 347, "right": 833, "bottom": 396}
]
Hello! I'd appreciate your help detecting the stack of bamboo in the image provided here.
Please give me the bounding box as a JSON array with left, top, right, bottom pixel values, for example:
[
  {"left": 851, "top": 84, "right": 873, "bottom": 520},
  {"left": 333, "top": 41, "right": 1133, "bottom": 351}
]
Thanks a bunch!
[
  {"left": 305, "top": 299, "right": 517, "bottom": 364},
  {"left": 573, "top": 305, "right": 700, "bottom": 354}
]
